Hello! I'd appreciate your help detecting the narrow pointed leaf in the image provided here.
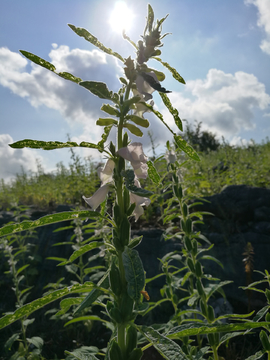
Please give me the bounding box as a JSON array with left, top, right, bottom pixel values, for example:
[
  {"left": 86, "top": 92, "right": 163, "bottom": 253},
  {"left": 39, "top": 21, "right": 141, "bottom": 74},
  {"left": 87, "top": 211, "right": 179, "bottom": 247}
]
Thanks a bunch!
[
  {"left": 159, "top": 93, "right": 183, "bottom": 131},
  {"left": 122, "top": 247, "right": 145, "bottom": 301},
  {"left": 174, "top": 135, "right": 200, "bottom": 161},
  {"left": 126, "top": 115, "right": 149, "bottom": 128},
  {"left": 245, "top": 350, "right": 265, "bottom": 360},
  {"left": 97, "top": 125, "right": 113, "bottom": 151},
  {"left": 10, "top": 139, "right": 78, "bottom": 150},
  {"left": 0, "top": 211, "right": 102, "bottom": 237},
  {"left": 58, "top": 72, "right": 82, "bottom": 83},
  {"left": 68, "top": 24, "right": 124, "bottom": 62},
  {"left": 74, "top": 270, "right": 110, "bottom": 314},
  {"left": 147, "top": 5, "right": 154, "bottom": 33},
  {"left": 153, "top": 57, "right": 186, "bottom": 84},
  {"left": 59, "top": 241, "right": 104, "bottom": 265},
  {"left": 64, "top": 315, "right": 109, "bottom": 327},
  {"left": 20, "top": 50, "right": 56, "bottom": 71},
  {"left": 139, "top": 326, "right": 188, "bottom": 360},
  {"left": 124, "top": 123, "right": 143, "bottom": 137},
  {"left": 147, "top": 160, "right": 160, "bottom": 184},
  {"left": 144, "top": 103, "right": 175, "bottom": 135},
  {"left": 96, "top": 118, "right": 118, "bottom": 126},
  {"left": 0, "top": 283, "right": 93, "bottom": 330},
  {"left": 56, "top": 297, "right": 82, "bottom": 316},
  {"left": 122, "top": 170, "right": 153, "bottom": 197},
  {"left": 17, "top": 264, "right": 30, "bottom": 276},
  {"left": 79, "top": 81, "right": 113, "bottom": 100}
]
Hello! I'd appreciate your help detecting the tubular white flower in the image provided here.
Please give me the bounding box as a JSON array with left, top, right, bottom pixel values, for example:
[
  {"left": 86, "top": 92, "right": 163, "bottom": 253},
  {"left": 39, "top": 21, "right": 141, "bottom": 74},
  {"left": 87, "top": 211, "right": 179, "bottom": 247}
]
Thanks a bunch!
[
  {"left": 118, "top": 142, "right": 148, "bottom": 179},
  {"left": 83, "top": 159, "right": 115, "bottom": 210},
  {"left": 130, "top": 178, "right": 151, "bottom": 221},
  {"left": 165, "top": 150, "right": 176, "bottom": 164},
  {"left": 133, "top": 89, "right": 154, "bottom": 118},
  {"left": 136, "top": 71, "right": 159, "bottom": 101}
]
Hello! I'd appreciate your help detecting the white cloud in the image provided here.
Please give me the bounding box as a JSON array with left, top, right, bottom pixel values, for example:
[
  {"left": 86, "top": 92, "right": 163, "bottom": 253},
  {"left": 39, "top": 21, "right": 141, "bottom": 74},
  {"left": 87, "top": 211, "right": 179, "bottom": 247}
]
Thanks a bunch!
[
  {"left": 0, "top": 134, "right": 41, "bottom": 182},
  {"left": 0, "top": 45, "right": 123, "bottom": 142},
  {"left": 245, "top": 0, "right": 270, "bottom": 55},
  {"left": 161, "top": 68, "right": 270, "bottom": 139}
]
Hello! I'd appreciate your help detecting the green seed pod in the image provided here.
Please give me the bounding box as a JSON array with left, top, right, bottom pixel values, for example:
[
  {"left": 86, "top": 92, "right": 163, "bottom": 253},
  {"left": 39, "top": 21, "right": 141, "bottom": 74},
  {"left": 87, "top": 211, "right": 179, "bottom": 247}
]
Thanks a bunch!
[
  {"left": 191, "top": 239, "right": 198, "bottom": 256},
  {"left": 172, "top": 294, "right": 178, "bottom": 305},
  {"left": 113, "top": 203, "right": 122, "bottom": 227},
  {"left": 120, "top": 215, "right": 131, "bottom": 246},
  {"left": 127, "top": 203, "right": 136, "bottom": 217},
  {"left": 128, "top": 348, "right": 143, "bottom": 360},
  {"left": 109, "top": 340, "right": 123, "bottom": 360},
  {"left": 112, "top": 229, "right": 123, "bottom": 251},
  {"left": 106, "top": 301, "right": 113, "bottom": 315},
  {"left": 126, "top": 326, "right": 138, "bottom": 356},
  {"left": 123, "top": 132, "right": 129, "bottom": 147},
  {"left": 109, "top": 141, "right": 116, "bottom": 156},
  {"left": 123, "top": 187, "right": 130, "bottom": 212},
  {"left": 266, "top": 312, "right": 270, "bottom": 323},
  {"left": 196, "top": 279, "right": 205, "bottom": 299},
  {"left": 173, "top": 184, "right": 179, "bottom": 198},
  {"left": 109, "top": 262, "right": 122, "bottom": 297},
  {"left": 208, "top": 333, "right": 216, "bottom": 347},
  {"left": 185, "top": 218, "right": 192, "bottom": 235},
  {"left": 260, "top": 330, "right": 270, "bottom": 351},
  {"left": 184, "top": 236, "right": 192, "bottom": 251},
  {"left": 181, "top": 219, "right": 186, "bottom": 232},
  {"left": 182, "top": 203, "right": 188, "bottom": 217},
  {"left": 200, "top": 299, "right": 208, "bottom": 317},
  {"left": 109, "top": 307, "right": 123, "bottom": 324},
  {"left": 187, "top": 257, "right": 195, "bottom": 273},
  {"left": 172, "top": 173, "right": 178, "bottom": 184},
  {"left": 121, "top": 293, "right": 134, "bottom": 321},
  {"left": 195, "top": 261, "right": 203, "bottom": 278},
  {"left": 207, "top": 305, "right": 215, "bottom": 322},
  {"left": 178, "top": 184, "right": 183, "bottom": 199}
]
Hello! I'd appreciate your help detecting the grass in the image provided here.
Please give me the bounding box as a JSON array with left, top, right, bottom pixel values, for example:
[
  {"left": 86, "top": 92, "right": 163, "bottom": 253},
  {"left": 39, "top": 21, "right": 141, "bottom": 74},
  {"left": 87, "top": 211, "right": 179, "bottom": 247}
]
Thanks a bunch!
[{"left": 0, "top": 138, "right": 269, "bottom": 212}]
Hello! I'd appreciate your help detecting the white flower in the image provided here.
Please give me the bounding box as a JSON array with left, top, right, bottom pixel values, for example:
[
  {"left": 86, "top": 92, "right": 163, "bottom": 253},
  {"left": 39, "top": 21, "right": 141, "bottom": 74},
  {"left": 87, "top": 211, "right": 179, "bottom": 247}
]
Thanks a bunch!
[
  {"left": 118, "top": 142, "right": 148, "bottom": 179},
  {"left": 83, "top": 159, "right": 115, "bottom": 210},
  {"left": 133, "top": 89, "right": 154, "bottom": 118},
  {"left": 136, "top": 71, "right": 159, "bottom": 101},
  {"left": 165, "top": 150, "right": 176, "bottom": 164},
  {"left": 130, "top": 178, "right": 151, "bottom": 221}
]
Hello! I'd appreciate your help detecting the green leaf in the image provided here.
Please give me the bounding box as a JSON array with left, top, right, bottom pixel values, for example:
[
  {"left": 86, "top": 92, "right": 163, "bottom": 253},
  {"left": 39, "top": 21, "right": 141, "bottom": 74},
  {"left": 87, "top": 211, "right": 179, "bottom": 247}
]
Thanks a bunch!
[
  {"left": 122, "top": 169, "right": 153, "bottom": 197},
  {"left": 217, "top": 332, "right": 244, "bottom": 350},
  {"left": 205, "top": 280, "right": 233, "bottom": 301},
  {"left": 101, "top": 104, "right": 120, "bottom": 116},
  {"left": 96, "top": 118, "right": 118, "bottom": 126},
  {"left": 74, "top": 270, "right": 110, "bottom": 314},
  {"left": 64, "top": 315, "right": 109, "bottom": 327},
  {"left": 27, "top": 336, "right": 44, "bottom": 350},
  {"left": 4, "top": 333, "right": 20, "bottom": 351},
  {"left": 97, "top": 125, "right": 113, "bottom": 151},
  {"left": 245, "top": 350, "right": 266, "bottom": 360},
  {"left": 138, "top": 326, "right": 189, "bottom": 360},
  {"left": 17, "top": 264, "right": 30, "bottom": 276},
  {"left": 147, "top": 160, "right": 160, "bottom": 184},
  {"left": 159, "top": 93, "right": 183, "bottom": 131},
  {"left": 153, "top": 57, "right": 186, "bottom": 84},
  {"left": 167, "top": 322, "right": 270, "bottom": 339},
  {"left": 0, "top": 283, "right": 94, "bottom": 330},
  {"left": 56, "top": 297, "right": 83, "bottom": 316},
  {"left": 144, "top": 103, "right": 175, "bottom": 135},
  {"left": 147, "top": 4, "right": 154, "bottom": 33},
  {"left": 122, "top": 247, "right": 145, "bottom": 302},
  {"left": 58, "top": 72, "right": 82, "bottom": 83},
  {"left": 9, "top": 139, "right": 78, "bottom": 150},
  {"left": 126, "top": 115, "right": 150, "bottom": 128},
  {"left": 174, "top": 135, "right": 200, "bottom": 161},
  {"left": 79, "top": 141, "right": 100, "bottom": 149},
  {"left": 80, "top": 81, "right": 114, "bottom": 101},
  {"left": 0, "top": 211, "right": 102, "bottom": 237},
  {"left": 124, "top": 123, "right": 143, "bottom": 137},
  {"left": 68, "top": 24, "right": 124, "bottom": 62},
  {"left": 60, "top": 241, "right": 104, "bottom": 265},
  {"left": 20, "top": 50, "right": 56, "bottom": 71},
  {"left": 65, "top": 348, "right": 99, "bottom": 360}
]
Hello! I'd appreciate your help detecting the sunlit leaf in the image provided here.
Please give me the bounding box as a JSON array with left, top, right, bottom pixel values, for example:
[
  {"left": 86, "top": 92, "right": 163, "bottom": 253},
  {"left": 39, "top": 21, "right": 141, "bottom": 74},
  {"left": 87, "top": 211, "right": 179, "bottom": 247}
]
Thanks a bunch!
[
  {"left": 0, "top": 211, "right": 102, "bottom": 237},
  {"left": 123, "top": 247, "right": 145, "bottom": 301},
  {"left": 58, "top": 72, "right": 82, "bottom": 84},
  {"left": 10, "top": 139, "right": 78, "bottom": 150},
  {"left": 0, "top": 283, "right": 94, "bottom": 330},
  {"left": 147, "top": 160, "right": 160, "bottom": 184},
  {"left": 101, "top": 104, "right": 120, "bottom": 116},
  {"left": 20, "top": 50, "right": 56, "bottom": 71},
  {"left": 96, "top": 118, "right": 118, "bottom": 126},
  {"left": 153, "top": 57, "right": 186, "bottom": 84},
  {"left": 124, "top": 123, "right": 143, "bottom": 137},
  {"left": 80, "top": 81, "right": 114, "bottom": 100},
  {"left": 68, "top": 24, "right": 124, "bottom": 62},
  {"left": 147, "top": 4, "right": 154, "bottom": 33},
  {"left": 159, "top": 93, "right": 182, "bottom": 131},
  {"left": 139, "top": 326, "right": 189, "bottom": 360},
  {"left": 59, "top": 241, "right": 104, "bottom": 265},
  {"left": 126, "top": 115, "right": 149, "bottom": 128},
  {"left": 174, "top": 135, "right": 200, "bottom": 161},
  {"left": 97, "top": 125, "right": 113, "bottom": 151}
]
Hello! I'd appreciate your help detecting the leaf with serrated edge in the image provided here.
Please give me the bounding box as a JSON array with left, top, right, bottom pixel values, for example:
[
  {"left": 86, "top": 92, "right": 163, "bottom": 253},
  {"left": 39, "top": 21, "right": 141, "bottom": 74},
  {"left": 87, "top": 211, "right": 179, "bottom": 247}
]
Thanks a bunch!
[
  {"left": 153, "top": 57, "right": 186, "bottom": 84},
  {"left": 0, "top": 211, "right": 101, "bottom": 238},
  {"left": 159, "top": 93, "right": 182, "bottom": 131}
]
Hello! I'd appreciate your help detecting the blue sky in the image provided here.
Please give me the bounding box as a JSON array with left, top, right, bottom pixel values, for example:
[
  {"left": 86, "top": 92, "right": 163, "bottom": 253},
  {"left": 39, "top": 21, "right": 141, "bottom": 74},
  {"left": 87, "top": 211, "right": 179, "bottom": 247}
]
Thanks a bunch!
[{"left": 0, "top": 0, "right": 270, "bottom": 181}]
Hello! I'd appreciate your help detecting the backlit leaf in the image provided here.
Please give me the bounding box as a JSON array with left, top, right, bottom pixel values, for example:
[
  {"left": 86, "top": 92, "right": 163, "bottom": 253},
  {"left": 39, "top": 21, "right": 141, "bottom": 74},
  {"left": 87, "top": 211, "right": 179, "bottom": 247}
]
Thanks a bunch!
[
  {"left": 20, "top": 50, "right": 56, "bottom": 71},
  {"left": 101, "top": 104, "right": 120, "bottom": 116},
  {"left": 174, "top": 135, "right": 200, "bottom": 161},
  {"left": 126, "top": 115, "right": 149, "bottom": 128},
  {"left": 96, "top": 118, "right": 118, "bottom": 126},
  {"left": 124, "top": 123, "right": 143, "bottom": 137},
  {"left": 159, "top": 93, "right": 183, "bottom": 131},
  {"left": 153, "top": 57, "right": 186, "bottom": 84},
  {"left": 79, "top": 81, "right": 114, "bottom": 100},
  {"left": 147, "top": 160, "right": 160, "bottom": 184}
]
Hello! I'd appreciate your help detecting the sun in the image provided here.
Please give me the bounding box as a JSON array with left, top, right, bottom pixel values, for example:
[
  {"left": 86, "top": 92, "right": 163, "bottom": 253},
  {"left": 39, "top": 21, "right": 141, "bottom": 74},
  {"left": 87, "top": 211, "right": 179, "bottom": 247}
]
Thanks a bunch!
[{"left": 109, "top": 1, "right": 134, "bottom": 33}]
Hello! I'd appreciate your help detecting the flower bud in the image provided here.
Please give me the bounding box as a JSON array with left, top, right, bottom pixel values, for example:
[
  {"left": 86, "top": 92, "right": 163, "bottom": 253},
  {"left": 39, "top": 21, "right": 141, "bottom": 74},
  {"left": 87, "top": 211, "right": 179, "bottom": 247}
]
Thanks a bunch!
[{"left": 109, "top": 262, "right": 122, "bottom": 297}]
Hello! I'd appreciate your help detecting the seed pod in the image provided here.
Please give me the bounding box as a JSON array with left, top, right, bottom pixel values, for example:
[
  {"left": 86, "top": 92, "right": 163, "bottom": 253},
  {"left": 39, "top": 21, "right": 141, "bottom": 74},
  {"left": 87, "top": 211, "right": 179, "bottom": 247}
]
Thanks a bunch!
[
  {"left": 112, "top": 230, "right": 123, "bottom": 251},
  {"left": 127, "top": 203, "right": 136, "bottom": 217},
  {"left": 109, "top": 340, "right": 123, "bottom": 360},
  {"left": 207, "top": 305, "right": 215, "bottom": 322},
  {"left": 120, "top": 215, "right": 131, "bottom": 246},
  {"left": 184, "top": 236, "right": 192, "bottom": 251},
  {"left": 123, "top": 187, "right": 130, "bottom": 212},
  {"left": 182, "top": 203, "right": 188, "bottom": 217},
  {"left": 173, "top": 184, "right": 179, "bottom": 198},
  {"left": 200, "top": 299, "right": 208, "bottom": 317},
  {"left": 266, "top": 289, "right": 270, "bottom": 303},
  {"left": 187, "top": 257, "right": 195, "bottom": 274},
  {"left": 113, "top": 203, "right": 122, "bottom": 227},
  {"left": 109, "top": 141, "right": 116, "bottom": 156},
  {"left": 195, "top": 261, "right": 203, "bottom": 278},
  {"left": 181, "top": 219, "right": 186, "bottom": 232},
  {"left": 109, "top": 262, "right": 122, "bottom": 297},
  {"left": 191, "top": 239, "right": 198, "bottom": 256},
  {"left": 196, "top": 279, "right": 205, "bottom": 299},
  {"left": 126, "top": 326, "right": 137, "bottom": 356},
  {"left": 260, "top": 330, "right": 270, "bottom": 351},
  {"left": 121, "top": 293, "right": 134, "bottom": 321},
  {"left": 127, "top": 348, "right": 143, "bottom": 360},
  {"left": 185, "top": 218, "right": 192, "bottom": 235}
]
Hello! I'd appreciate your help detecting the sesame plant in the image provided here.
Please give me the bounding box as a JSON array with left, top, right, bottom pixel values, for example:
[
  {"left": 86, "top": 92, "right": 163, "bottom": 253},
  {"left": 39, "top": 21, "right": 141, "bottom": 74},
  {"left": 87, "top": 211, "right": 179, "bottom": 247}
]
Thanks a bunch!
[{"left": 0, "top": 4, "right": 270, "bottom": 360}]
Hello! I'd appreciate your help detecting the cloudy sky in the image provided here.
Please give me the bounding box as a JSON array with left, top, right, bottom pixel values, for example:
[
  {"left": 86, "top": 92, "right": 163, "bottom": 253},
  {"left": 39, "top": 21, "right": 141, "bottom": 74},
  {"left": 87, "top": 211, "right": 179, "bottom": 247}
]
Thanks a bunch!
[{"left": 1, "top": 0, "right": 270, "bottom": 182}]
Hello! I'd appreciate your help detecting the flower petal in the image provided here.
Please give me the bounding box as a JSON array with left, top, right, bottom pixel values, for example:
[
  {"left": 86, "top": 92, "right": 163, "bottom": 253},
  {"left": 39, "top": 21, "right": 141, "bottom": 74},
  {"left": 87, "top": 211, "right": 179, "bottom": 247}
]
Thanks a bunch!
[
  {"left": 83, "top": 184, "right": 110, "bottom": 210},
  {"left": 98, "top": 159, "right": 115, "bottom": 185}
]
